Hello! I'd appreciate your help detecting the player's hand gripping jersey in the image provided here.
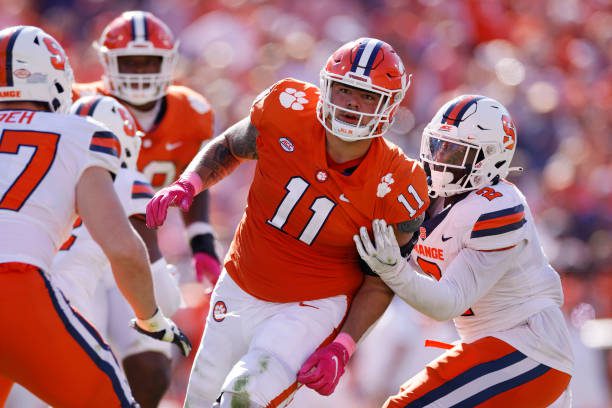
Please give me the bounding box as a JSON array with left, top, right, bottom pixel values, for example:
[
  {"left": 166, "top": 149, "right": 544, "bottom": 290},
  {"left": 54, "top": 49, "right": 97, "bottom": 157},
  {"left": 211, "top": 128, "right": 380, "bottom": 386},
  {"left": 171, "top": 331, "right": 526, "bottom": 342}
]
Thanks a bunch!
[
  {"left": 0, "top": 111, "right": 120, "bottom": 270},
  {"left": 225, "top": 79, "right": 429, "bottom": 302},
  {"left": 73, "top": 82, "right": 214, "bottom": 189}
]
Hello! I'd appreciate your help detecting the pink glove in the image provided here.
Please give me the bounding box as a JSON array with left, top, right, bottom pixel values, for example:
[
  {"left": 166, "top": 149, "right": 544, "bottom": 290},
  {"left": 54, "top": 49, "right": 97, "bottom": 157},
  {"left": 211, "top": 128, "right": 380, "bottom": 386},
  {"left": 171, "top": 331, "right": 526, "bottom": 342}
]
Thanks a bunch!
[
  {"left": 146, "top": 180, "right": 195, "bottom": 229},
  {"left": 193, "top": 252, "right": 221, "bottom": 285},
  {"left": 297, "top": 341, "right": 350, "bottom": 396}
]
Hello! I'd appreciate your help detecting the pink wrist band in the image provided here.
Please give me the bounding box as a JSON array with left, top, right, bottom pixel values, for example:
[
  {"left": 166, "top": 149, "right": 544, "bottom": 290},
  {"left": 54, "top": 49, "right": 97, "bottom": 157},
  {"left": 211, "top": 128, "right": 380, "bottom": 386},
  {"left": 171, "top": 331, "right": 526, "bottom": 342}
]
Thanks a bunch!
[
  {"left": 334, "top": 332, "right": 356, "bottom": 357},
  {"left": 179, "top": 171, "right": 204, "bottom": 195}
]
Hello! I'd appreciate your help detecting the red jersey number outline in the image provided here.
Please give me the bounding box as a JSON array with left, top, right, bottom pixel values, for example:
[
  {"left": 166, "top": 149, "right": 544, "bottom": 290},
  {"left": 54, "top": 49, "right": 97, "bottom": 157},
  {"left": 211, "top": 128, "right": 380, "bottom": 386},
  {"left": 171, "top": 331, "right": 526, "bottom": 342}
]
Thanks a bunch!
[{"left": 0, "top": 130, "right": 60, "bottom": 211}]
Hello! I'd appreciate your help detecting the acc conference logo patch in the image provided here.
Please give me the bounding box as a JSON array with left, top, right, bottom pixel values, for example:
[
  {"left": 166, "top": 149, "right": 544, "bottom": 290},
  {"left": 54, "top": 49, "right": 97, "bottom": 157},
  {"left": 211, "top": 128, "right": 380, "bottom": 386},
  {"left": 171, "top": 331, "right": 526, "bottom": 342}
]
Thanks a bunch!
[{"left": 279, "top": 137, "right": 294, "bottom": 152}]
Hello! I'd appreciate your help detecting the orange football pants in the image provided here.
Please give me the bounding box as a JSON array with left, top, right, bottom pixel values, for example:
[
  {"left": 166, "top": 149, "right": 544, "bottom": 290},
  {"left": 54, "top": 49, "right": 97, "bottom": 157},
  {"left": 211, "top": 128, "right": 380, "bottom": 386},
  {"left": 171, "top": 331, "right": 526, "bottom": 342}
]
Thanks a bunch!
[
  {"left": 0, "top": 262, "right": 136, "bottom": 407},
  {"left": 384, "top": 336, "right": 570, "bottom": 408}
]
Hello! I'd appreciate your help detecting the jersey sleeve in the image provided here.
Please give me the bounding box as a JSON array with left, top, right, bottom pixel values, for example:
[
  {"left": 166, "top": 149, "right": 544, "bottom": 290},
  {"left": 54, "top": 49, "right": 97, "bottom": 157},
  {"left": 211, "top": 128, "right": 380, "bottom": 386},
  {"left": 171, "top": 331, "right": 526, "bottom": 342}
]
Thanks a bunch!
[
  {"left": 128, "top": 177, "right": 154, "bottom": 216},
  {"left": 87, "top": 129, "right": 122, "bottom": 173},
  {"left": 114, "top": 170, "right": 154, "bottom": 217},
  {"left": 383, "top": 154, "right": 430, "bottom": 225},
  {"left": 180, "top": 86, "right": 214, "bottom": 143},
  {"left": 71, "top": 115, "right": 121, "bottom": 176},
  {"left": 466, "top": 202, "right": 528, "bottom": 251}
]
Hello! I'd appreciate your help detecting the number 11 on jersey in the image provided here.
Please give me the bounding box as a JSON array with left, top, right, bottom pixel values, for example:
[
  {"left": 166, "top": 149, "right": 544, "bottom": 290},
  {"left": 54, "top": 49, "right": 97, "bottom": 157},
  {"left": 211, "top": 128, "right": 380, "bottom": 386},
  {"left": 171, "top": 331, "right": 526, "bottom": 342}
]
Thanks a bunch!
[
  {"left": 267, "top": 177, "right": 336, "bottom": 245},
  {"left": 397, "top": 184, "right": 426, "bottom": 217}
]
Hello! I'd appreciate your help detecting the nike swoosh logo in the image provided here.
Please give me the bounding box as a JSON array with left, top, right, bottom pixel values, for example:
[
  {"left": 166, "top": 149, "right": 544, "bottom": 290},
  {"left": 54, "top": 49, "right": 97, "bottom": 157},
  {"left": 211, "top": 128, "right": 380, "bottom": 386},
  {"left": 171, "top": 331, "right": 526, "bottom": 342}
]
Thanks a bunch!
[
  {"left": 331, "top": 355, "right": 339, "bottom": 384},
  {"left": 298, "top": 301, "right": 319, "bottom": 309},
  {"left": 165, "top": 142, "right": 183, "bottom": 151},
  {"left": 339, "top": 194, "right": 350, "bottom": 203},
  {"left": 441, "top": 235, "right": 452, "bottom": 242}
]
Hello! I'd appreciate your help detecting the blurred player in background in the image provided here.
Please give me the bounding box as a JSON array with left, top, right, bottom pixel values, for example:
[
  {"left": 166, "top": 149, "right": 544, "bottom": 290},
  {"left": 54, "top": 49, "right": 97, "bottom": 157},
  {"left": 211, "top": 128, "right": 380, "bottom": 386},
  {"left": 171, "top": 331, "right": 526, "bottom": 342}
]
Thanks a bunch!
[
  {"left": 147, "top": 37, "right": 429, "bottom": 407},
  {"left": 52, "top": 95, "right": 183, "bottom": 407},
  {"left": 74, "top": 10, "right": 221, "bottom": 287},
  {"left": 0, "top": 25, "right": 190, "bottom": 407},
  {"left": 343, "top": 95, "right": 574, "bottom": 407}
]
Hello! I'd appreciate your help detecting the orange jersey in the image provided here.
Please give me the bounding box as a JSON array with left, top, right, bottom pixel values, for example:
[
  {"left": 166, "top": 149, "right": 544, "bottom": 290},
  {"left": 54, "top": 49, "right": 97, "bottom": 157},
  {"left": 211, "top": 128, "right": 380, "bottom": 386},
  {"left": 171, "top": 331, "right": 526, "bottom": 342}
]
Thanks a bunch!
[
  {"left": 225, "top": 78, "right": 429, "bottom": 302},
  {"left": 73, "top": 82, "right": 214, "bottom": 188}
]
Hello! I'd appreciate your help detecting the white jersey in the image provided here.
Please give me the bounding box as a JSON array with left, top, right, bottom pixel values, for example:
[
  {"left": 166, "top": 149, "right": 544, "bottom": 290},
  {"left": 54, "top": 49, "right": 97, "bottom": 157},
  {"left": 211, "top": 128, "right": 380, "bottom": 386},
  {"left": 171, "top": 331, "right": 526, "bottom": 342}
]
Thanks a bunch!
[
  {"left": 52, "top": 168, "right": 154, "bottom": 297},
  {"left": 408, "top": 180, "right": 573, "bottom": 373},
  {"left": 0, "top": 110, "right": 120, "bottom": 271}
]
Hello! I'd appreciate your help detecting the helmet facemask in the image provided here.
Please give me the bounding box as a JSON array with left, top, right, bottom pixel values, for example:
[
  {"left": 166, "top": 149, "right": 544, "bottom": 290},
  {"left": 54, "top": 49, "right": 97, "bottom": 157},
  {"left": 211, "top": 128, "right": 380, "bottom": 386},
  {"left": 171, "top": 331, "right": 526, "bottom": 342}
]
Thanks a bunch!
[
  {"left": 98, "top": 47, "right": 177, "bottom": 106},
  {"left": 317, "top": 72, "right": 405, "bottom": 142},
  {"left": 421, "top": 125, "right": 512, "bottom": 197}
]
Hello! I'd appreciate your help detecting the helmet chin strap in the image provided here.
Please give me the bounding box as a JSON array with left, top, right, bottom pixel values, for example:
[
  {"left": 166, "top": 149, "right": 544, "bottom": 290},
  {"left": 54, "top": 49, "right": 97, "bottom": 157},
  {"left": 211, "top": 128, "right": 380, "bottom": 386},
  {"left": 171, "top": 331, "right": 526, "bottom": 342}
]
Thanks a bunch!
[{"left": 330, "top": 117, "right": 372, "bottom": 141}]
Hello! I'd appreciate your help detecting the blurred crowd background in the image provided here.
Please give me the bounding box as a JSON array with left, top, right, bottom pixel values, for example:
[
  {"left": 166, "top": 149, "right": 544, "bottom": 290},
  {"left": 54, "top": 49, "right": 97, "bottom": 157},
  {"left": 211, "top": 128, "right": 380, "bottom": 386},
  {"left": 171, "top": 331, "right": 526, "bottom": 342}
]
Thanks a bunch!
[{"left": 2, "top": 0, "right": 610, "bottom": 406}]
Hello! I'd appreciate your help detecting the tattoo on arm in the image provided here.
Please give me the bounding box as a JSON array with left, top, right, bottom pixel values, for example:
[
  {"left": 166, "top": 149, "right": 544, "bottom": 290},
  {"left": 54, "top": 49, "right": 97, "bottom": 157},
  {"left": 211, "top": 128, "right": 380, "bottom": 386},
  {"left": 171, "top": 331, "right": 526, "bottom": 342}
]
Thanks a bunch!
[
  {"left": 228, "top": 118, "right": 258, "bottom": 160},
  {"left": 190, "top": 117, "right": 258, "bottom": 189}
]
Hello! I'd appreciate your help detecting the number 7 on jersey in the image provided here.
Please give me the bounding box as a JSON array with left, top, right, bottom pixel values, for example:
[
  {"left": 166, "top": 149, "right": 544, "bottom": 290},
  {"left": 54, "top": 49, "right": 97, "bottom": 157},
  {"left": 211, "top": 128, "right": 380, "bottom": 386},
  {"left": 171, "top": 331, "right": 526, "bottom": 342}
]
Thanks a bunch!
[{"left": 0, "top": 130, "right": 60, "bottom": 211}]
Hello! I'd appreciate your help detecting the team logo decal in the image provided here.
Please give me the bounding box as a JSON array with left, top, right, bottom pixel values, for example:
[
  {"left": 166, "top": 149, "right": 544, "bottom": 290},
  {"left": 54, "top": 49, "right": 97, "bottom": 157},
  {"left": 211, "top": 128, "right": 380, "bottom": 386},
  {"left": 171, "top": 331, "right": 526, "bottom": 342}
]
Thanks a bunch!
[
  {"left": 279, "top": 87, "right": 308, "bottom": 111},
  {"left": 13, "top": 69, "right": 30, "bottom": 79},
  {"left": 213, "top": 300, "right": 227, "bottom": 322},
  {"left": 376, "top": 173, "right": 395, "bottom": 197},
  {"left": 419, "top": 226, "right": 427, "bottom": 239},
  {"left": 316, "top": 170, "right": 328, "bottom": 182},
  {"left": 279, "top": 137, "right": 294, "bottom": 152}
]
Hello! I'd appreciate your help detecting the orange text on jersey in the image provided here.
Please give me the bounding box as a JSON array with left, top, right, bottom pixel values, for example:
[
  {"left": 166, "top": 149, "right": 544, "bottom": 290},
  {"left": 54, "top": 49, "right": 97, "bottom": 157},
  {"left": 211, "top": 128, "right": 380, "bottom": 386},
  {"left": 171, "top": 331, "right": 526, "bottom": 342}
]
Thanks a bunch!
[
  {"left": 0, "top": 111, "right": 35, "bottom": 124},
  {"left": 414, "top": 243, "right": 445, "bottom": 261}
]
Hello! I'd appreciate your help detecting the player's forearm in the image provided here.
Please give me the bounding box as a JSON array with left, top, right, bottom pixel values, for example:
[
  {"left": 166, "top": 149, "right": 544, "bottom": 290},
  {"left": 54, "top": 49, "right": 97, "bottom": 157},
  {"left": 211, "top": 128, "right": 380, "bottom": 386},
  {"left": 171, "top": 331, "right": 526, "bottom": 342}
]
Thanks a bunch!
[
  {"left": 385, "top": 263, "right": 466, "bottom": 321},
  {"left": 184, "top": 117, "right": 258, "bottom": 191},
  {"left": 184, "top": 134, "right": 243, "bottom": 191},
  {"left": 184, "top": 190, "right": 211, "bottom": 224},
  {"left": 130, "top": 215, "right": 162, "bottom": 262},
  {"left": 340, "top": 275, "right": 395, "bottom": 342},
  {"left": 384, "top": 246, "right": 520, "bottom": 321},
  {"left": 109, "top": 237, "right": 158, "bottom": 320}
]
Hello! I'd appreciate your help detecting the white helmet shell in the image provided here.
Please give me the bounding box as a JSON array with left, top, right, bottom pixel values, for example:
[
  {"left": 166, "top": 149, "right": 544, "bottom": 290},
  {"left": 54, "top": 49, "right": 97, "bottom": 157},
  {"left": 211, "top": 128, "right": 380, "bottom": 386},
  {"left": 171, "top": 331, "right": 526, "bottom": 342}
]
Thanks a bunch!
[
  {"left": 70, "top": 95, "right": 143, "bottom": 169},
  {"left": 0, "top": 26, "right": 74, "bottom": 113},
  {"left": 420, "top": 95, "right": 518, "bottom": 197}
]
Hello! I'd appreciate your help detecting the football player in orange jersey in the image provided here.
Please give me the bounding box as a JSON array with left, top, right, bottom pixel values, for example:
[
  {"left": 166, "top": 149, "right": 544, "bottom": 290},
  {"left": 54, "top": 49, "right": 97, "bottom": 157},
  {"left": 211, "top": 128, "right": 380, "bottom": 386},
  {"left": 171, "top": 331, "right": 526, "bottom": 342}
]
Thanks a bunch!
[
  {"left": 147, "top": 38, "right": 430, "bottom": 407},
  {"left": 0, "top": 25, "right": 190, "bottom": 408},
  {"left": 73, "top": 10, "right": 221, "bottom": 288}
]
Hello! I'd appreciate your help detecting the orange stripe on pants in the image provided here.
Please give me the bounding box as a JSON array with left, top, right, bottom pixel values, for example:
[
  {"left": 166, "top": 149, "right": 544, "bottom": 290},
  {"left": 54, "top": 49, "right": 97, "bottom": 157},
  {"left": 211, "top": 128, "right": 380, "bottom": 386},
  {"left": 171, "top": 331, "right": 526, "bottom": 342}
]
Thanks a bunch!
[
  {"left": 0, "top": 262, "right": 133, "bottom": 408},
  {"left": 383, "top": 336, "right": 570, "bottom": 408}
]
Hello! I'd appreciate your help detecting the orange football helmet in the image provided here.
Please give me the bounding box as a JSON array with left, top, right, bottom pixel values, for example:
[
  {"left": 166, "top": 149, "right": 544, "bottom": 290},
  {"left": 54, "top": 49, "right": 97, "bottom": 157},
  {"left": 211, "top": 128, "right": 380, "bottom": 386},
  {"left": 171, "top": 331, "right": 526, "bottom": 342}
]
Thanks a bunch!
[
  {"left": 95, "top": 11, "right": 178, "bottom": 105},
  {"left": 317, "top": 38, "right": 411, "bottom": 141}
]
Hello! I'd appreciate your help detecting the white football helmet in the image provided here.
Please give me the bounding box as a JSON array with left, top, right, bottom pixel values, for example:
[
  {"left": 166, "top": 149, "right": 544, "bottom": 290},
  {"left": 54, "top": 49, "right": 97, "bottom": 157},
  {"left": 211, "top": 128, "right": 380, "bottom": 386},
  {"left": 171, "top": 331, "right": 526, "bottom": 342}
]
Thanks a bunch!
[
  {"left": 420, "top": 95, "right": 519, "bottom": 197},
  {"left": 0, "top": 26, "right": 74, "bottom": 113},
  {"left": 95, "top": 11, "right": 178, "bottom": 105},
  {"left": 317, "top": 37, "right": 411, "bottom": 141},
  {"left": 70, "top": 95, "right": 143, "bottom": 169}
]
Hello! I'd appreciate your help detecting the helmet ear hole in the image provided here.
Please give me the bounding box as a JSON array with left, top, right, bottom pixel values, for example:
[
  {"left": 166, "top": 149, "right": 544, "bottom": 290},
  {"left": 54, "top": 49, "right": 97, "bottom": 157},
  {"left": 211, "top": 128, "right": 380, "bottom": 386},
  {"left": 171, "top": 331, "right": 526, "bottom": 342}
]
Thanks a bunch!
[{"left": 51, "top": 98, "right": 61, "bottom": 111}]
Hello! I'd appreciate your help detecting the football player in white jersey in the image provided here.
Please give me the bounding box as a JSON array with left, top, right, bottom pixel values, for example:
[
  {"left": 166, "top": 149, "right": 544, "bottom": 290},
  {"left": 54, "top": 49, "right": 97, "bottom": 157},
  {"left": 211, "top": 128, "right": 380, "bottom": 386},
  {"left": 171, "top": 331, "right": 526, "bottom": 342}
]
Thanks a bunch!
[
  {"left": 305, "top": 95, "right": 574, "bottom": 407},
  {"left": 0, "top": 26, "right": 190, "bottom": 407},
  {"left": 51, "top": 95, "right": 183, "bottom": 407}
]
